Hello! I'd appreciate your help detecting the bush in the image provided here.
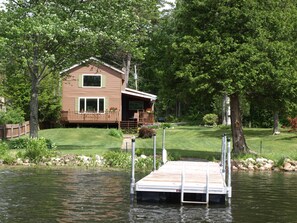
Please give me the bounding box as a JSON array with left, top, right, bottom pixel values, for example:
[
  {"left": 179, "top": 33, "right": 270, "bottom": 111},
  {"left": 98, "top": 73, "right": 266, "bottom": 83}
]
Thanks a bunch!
[
  {"left": 18, "top": 138, "right": 57, "bottom": 163},
  {"left": 0, "top": 142, "right": 9, "bottom": 156},
  {"left": 102, "top": 151, "right": 131, "bottom": 168},
  {"left": 138, "top": 126, "right": 156, "bottom": 138},
  {"left": 203, "top": 113, "right": 218, "bottom": 126},
  {"left": 288, "top": 117, "right": 297, "bottom": 131},
  {"left": 160, "top": 123, "right": 171, "bottom": 129},
  {"left": 0, "top": 142, "right": 15, "bottom": 164},
  {"left": 108, "top": 129, "right": 123, "bottom": 138},
  {"left": 0, "top": 107, "right": 25, "bottom": 124},
  {"left": 8, "top": 138, "right": 30, "bottom": 150}
]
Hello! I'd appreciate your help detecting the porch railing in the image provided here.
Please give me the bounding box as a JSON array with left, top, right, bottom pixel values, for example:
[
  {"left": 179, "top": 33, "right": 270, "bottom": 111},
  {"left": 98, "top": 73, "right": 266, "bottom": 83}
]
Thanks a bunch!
[
  {"left": 61, "top": 111, "right": 120, "bottom": 123},
  {"left": 134, "top": 111, "right": 155, "bottom": 124}
]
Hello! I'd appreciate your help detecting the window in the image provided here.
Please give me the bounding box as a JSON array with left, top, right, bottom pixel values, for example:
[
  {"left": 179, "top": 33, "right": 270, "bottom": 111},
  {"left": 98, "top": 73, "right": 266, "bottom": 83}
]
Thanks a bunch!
[
  {"left": 83, "top": 75, "right": 101, "bottom": 87},
  {"left": 79, "top": 97, "right": 105, "bottom": 113}
]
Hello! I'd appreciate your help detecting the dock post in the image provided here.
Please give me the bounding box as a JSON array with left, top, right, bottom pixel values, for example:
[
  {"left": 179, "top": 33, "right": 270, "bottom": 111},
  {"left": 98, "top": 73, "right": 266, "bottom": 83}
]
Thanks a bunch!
[
  {"left": 227, "top": 137, "right": 232, "bottom": 201},
  {"left": 130, "top": 137, "right": 136, "bottom": 199},
  {"left": 153, "top": 133, "right": 157, "bottom": 171},
  {"left": 221, "top": 134, "right": 226, "bottom": 178},
  {"left": 162, "top": 128, "right": 167, "bottom": 164}
]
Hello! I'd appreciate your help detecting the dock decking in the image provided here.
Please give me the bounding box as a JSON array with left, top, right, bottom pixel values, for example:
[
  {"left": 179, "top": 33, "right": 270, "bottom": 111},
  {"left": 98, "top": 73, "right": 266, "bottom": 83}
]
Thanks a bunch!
[{"left": 135, "top": 160, "right": 230, "bottom": 204}]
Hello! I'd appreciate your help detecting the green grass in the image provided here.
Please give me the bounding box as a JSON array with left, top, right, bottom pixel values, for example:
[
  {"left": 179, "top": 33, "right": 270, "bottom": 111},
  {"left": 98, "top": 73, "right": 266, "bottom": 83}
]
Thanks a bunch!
[
  {"left": 38, "top": 128, "right": 122, "bottom": 156},
  {"left": 134, "top": 125, "right": 297, "bottom": 162},
  {"left": 34, "top": 126, "right": 297, "bottom": 162}
]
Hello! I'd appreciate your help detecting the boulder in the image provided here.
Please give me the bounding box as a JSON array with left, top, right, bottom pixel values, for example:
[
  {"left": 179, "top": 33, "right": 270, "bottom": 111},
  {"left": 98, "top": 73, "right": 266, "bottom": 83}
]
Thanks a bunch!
[{"left": 283, "top": 162, "right": 292, "bottom": 171}]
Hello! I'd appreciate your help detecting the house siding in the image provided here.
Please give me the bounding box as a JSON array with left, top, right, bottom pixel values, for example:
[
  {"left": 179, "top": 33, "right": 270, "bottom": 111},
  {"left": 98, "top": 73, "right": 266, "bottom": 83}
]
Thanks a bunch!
[{"left": 62, "top": 64, "right": 123, "bottom": 122}]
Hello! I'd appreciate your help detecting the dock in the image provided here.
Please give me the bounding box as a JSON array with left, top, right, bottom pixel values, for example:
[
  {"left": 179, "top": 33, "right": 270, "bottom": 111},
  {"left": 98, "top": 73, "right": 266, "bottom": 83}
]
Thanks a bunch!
[
  {"left": 136, "top": 161, "right": 229, "bottom": 204},
  {"left": 130, "top": 133, "right": 232, "bottom": 205}
]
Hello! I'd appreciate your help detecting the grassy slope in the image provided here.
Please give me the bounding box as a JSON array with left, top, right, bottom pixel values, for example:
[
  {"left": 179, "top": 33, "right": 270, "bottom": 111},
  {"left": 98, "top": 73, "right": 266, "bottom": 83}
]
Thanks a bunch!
[
  {"left": 39, "top": 128, "right": 122, "bottom": 156},
  {"left": 38, "top": 126, "right": 297, "bottom": 161},
  {"left": 135, "top": 126, "right": 297, "bottom": 161}
]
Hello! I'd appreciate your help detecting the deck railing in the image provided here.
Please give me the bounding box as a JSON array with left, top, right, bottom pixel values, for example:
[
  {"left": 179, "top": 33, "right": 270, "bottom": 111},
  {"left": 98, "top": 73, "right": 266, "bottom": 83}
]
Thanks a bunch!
[
  {"left": 135, "top": 111, "right": 155, "bottom": 124},
  {"left": 61, "top": 111, "right": 120, "bottom": 123}
]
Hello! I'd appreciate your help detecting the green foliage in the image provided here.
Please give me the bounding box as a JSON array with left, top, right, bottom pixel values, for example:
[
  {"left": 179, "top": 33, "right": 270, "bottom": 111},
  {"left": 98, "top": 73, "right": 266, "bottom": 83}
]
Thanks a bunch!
[
  {"left": 8, "top": 138, "right": 30, "bottom": 150},
  {"left": 138, "top": 126, "right": 156, "bottom": 138},
  {"left": 18, "top": 138, "right": 57, "bottom": 163},
  {"left": 203, "top": 114, "right": 218, "bottom": 126},
  {"left": 102, "top": 151, "right": 131, "bottom": 168},
  {"left": 102, "top": 150, "right": 162, "bottom": 171},
  {"left": 160, "top": 123, "right": 171, "bottom": 129},
  {"left": 0, "top": 141, "right": 9, "bottom": 156},
  {"left": 0, "top": 142, "right": 15, "bottom": 164},
  {"left": 0, "top": 107, "right": 25, "bottom": 124},
  {"left": 108, "top": 129, "right": 123, "bottom": 138}
]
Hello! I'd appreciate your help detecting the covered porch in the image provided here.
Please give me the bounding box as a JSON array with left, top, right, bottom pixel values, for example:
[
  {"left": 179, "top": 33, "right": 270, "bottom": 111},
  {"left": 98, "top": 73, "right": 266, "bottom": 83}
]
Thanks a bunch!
[{"left": 121, "top": 88, "right": 157, "bottom": 127}]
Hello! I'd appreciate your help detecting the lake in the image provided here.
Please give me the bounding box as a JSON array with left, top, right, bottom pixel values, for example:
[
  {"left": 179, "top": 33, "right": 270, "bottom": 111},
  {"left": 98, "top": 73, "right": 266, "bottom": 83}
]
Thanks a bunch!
[{"left": 0, "top": 167, "right": 296, "bottom": 222}]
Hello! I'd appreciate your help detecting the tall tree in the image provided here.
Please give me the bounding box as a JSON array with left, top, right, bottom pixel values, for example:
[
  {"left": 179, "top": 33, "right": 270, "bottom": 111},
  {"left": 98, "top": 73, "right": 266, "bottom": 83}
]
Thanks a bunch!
[{"left": 167, "top": 0, "right": 297, "bottom": 153}]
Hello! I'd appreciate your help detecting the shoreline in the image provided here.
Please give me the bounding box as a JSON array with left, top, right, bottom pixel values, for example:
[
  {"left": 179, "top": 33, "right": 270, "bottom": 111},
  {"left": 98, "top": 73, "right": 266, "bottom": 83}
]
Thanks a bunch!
[{"left": 1, "top": 154, "right": 297, "bottom": 172}]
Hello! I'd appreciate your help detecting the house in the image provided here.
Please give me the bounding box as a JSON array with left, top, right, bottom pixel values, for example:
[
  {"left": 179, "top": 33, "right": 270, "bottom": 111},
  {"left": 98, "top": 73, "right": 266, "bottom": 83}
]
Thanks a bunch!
[{"left": 60, "top": 57, "right": 157, "bottom": 128}]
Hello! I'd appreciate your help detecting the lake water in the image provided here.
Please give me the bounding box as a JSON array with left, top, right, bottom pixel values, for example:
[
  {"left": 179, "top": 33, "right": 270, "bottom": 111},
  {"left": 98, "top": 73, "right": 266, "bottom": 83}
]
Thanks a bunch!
[{"left": 0, "top": 167, "right": 296, "bottom": 223}]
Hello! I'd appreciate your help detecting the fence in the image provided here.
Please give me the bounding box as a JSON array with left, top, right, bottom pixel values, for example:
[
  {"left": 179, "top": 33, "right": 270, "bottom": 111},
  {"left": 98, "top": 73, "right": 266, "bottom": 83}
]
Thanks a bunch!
[{"left": 0, "top": 121, "right": 30, "bottom": 140}]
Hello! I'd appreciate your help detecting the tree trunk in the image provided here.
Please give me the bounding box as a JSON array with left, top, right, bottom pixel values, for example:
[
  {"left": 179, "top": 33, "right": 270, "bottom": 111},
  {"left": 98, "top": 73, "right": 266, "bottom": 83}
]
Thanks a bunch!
[
  {"left": 222, "top": 94, "right": 231, "bottom": 125},
  {"left": 29, "top": 75, "right": 39, "bottom": 138},
  {"left": 273, "top": 111, "right": 280, "bottom": 134},
  {"left": 230, "top": 93, "right": 249, "bottom": 154},
  {"left": 123, "top": 53, "right": 132, "bottom": 88}
]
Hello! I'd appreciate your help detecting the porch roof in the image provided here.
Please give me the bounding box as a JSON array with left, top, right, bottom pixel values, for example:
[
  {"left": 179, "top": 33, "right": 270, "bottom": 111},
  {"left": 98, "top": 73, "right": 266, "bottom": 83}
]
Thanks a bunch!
[{"left": 122, "top": 88, "right": 157, "bottom": 101}]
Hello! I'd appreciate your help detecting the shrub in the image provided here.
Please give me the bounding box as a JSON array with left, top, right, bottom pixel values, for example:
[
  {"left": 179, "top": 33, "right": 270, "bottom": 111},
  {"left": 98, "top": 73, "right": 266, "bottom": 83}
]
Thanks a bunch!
[
  {"left": 8, "top": 138, "right": 30, "bottom": 150},
  {"left": 0, "top": 142, "right": 15, "bottom": 164},
  {"left": 138, "top": 126, "right": 156, "bottom": 138},
  {"left": 0, "top": 107, "right": 25, "bottom": 124},
  {"left": 0, "top": 142, "right": 9, "bottom": 156},
  {"left": 288, "top": 117, "right": 297, "bottom": 131},
  {"left": 102, "top": 151, "right": 131, "bottom": 168},
  {"left": 18, "top": 138, "right": 57, "bottom": 163},
  {"left": 203, "top": 113, "right": 218, "bottom": 126},
  {"left": 108, "top": 129, "right": 123, "bottom": 138},
  {"left": 160, "top": 123, "right": 171, "bottom": 129}
]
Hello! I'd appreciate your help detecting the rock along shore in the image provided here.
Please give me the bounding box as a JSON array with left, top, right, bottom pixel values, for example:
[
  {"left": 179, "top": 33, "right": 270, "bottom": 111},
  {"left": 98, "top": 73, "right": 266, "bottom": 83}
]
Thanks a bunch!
[
  {"left": 232, "top": 157, "right": 297, "bottom": 172},
  {"left": 0, "top": 154, "right": 105, "bottom": 168},
  {"left": 1, "top": 155, "right": 296, "bottom": 172}
]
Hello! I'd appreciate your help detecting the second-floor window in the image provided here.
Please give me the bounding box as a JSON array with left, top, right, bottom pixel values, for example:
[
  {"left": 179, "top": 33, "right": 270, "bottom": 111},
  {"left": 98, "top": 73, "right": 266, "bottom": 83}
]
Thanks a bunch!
[{"left": 83, "top": 74, "right": 102, "bottom": 87}]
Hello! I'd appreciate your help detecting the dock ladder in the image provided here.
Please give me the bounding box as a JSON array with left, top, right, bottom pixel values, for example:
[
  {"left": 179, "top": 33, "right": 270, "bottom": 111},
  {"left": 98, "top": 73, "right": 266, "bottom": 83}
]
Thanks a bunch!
[{"left": 180, "top": 163, "right": 210, "bottom": 205}]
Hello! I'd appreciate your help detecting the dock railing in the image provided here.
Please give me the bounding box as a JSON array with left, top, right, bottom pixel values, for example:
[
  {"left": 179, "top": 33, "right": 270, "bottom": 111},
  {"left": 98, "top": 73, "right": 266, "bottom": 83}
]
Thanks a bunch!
[{"left": 221, "top": 134, "right": 232, "bottom": 201}]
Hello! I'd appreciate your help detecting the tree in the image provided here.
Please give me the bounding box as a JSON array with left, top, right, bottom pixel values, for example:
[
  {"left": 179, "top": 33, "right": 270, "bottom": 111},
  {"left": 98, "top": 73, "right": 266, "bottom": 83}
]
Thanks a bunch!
[
  {"left": 0, "top": 0, "right": 98, "bottom": 137},
  {"left": 165, "top": 0, "right": 297, "bottom": 153}
]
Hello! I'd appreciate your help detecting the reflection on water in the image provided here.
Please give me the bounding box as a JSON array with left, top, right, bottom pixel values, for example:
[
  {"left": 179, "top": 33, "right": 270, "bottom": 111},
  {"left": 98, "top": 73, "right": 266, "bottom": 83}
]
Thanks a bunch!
[{"left": 0, "top": 168, "right": 296, "bottom": 222}]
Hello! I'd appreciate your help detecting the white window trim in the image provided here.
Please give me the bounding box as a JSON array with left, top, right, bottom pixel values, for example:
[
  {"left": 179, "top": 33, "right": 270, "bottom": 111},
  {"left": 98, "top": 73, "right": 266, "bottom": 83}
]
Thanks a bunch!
[
  {"left": 78, "top": 97, "right": 105, "bottom": 114},
  {"left": 82, "top": 74, "right": 102, "bottom": 88}
]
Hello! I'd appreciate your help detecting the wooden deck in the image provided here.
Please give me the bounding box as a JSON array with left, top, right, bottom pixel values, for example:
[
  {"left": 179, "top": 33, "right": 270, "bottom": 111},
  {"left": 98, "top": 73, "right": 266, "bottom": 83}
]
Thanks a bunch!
[{"left": 135, "top": 161, "right": 229, "bottom": 204}]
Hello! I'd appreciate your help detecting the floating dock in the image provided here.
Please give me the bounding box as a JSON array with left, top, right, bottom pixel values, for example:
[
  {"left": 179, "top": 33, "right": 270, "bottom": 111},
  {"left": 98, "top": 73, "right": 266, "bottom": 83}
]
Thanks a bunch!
[
  {"left": 130, "top": 134, "right": 232, "bottom": 205},
  {"left": 135, "top": 160, "right": 230, "bottom": 204}
]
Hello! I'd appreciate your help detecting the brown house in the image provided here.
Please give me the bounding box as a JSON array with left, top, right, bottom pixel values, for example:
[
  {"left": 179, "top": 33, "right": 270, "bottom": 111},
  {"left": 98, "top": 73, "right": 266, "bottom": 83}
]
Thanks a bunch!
[{"left": 60, "top": 57, "right": 157, "bottom": 128}]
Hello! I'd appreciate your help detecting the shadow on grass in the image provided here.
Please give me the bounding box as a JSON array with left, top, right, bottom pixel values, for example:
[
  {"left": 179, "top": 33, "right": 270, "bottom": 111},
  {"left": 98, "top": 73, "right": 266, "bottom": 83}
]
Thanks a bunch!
[
  {"left": 57, "top": 145, "right": 120, "bottom": 151},
  {"left": 276, "top": 136, "right": 297, "bottom": 141},
  {"left": 138, "top": 148, "right": 221, "bottom": 161}
]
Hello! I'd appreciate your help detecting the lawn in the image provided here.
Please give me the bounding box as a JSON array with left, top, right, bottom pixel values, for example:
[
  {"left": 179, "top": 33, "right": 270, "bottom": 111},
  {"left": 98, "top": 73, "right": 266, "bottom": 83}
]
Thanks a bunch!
[
  {"left": 38, "top": 128, "right": 122, "bottom": 156},
  {"left": 129, "top": 125, "right": 297, "bottom": 161},
  {"left": 37, "top": 125, "right": 297, "bottom": 162}
]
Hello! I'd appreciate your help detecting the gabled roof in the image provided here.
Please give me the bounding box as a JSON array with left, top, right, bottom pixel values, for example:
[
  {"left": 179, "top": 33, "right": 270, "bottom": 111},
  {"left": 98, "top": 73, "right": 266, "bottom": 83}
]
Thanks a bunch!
[
  {"left": 122, "top": 88, "right": 157, "bottom": 101},
  {"left": 60, "top": 57, "right": 125, "bottom": 75}
]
